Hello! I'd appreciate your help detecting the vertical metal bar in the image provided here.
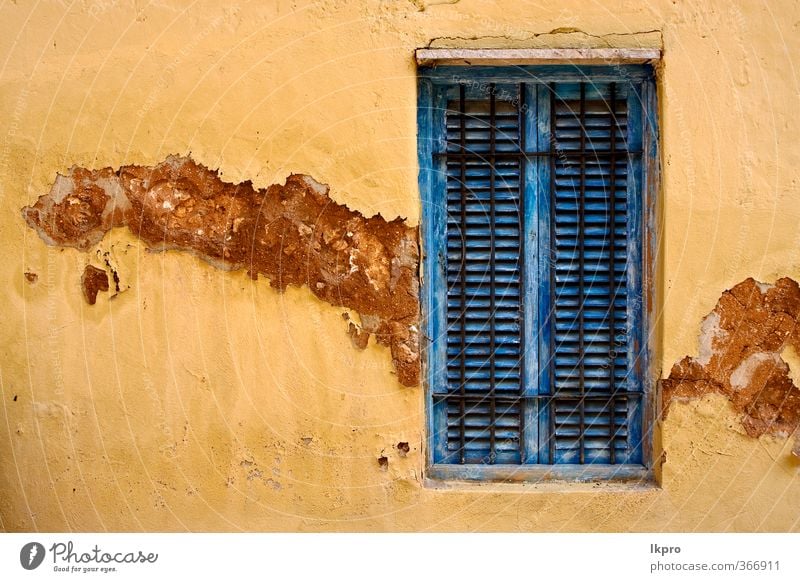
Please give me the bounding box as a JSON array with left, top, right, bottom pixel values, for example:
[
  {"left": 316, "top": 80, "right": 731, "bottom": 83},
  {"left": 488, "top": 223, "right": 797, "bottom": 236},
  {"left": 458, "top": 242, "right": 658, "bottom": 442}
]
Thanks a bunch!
[
  {"left": 607, "top": 82, "right": 618, "bottom": 465},
  {"left": 488, "top": 83, "right": 497, "bottom": 463},
  {"left": 610, "top": 396, "right": 617, "bottom": 464},
  {"left": 517, "top": 83, "right": 526, "bottom": 463},
  {"left": 578, "top": 83, "right": 587, "bottom": 465},
  {"left": 458, "top": 84, "right": 467, "bottom": 464},
  {"left": 548, "top": 83, "right": 557, "bottom": 464}
]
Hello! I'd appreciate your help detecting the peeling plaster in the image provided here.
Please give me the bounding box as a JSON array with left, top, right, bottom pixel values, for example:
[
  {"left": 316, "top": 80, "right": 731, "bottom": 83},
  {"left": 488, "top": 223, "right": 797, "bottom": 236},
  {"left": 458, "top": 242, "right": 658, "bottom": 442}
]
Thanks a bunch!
[
  {"left": 22, "top": 156, "right": 420, "bottom": 385},
  {"left": 695, "top": 311, "right": 725, "bottom": 367},
  {"left": 80, "top": 265, "right": 109, "bottom": 305},
  {"left": 781, "top": 343, "right": 800, "bottom": 386},
  {"left": 663, "top": 278, "right": 800, "bottom": 443}
]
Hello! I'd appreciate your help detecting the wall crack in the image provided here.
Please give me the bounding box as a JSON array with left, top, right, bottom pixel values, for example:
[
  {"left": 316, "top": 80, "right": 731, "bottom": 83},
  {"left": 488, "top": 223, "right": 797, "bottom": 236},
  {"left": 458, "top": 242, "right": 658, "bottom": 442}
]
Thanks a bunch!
[{"left": 426, "top": 28, "right": 663, "bottom": 49}]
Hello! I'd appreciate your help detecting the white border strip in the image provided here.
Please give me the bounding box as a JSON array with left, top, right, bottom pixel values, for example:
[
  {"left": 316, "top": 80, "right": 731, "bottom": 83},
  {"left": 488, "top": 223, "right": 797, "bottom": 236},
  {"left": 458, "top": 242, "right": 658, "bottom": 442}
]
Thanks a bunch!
[
  {"left": 1, "top": 534, "right": 797, "bottom": 581},
  {"left": 416, "top": 48, "right": 661, "bottom": 66}
]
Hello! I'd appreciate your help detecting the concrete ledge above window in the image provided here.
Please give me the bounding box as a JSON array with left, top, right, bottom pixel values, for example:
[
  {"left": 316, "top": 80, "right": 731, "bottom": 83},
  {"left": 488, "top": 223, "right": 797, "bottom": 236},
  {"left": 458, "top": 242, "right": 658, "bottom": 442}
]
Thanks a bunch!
[{"left": 415, "top": 48, "right": 661, "bottom": 67}]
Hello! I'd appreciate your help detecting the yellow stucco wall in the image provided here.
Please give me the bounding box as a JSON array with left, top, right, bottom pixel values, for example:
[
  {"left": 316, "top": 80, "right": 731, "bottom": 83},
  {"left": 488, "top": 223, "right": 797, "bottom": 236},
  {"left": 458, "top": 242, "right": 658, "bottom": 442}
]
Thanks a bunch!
[{"left": 1, "top": 0, "right": 799, "bottom": 531}]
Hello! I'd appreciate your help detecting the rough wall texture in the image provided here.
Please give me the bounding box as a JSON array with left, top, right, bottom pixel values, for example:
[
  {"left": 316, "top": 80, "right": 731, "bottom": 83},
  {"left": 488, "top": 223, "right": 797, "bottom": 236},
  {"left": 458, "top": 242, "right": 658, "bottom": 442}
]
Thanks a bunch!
[
  {"left": 22, "top": 156, "right": 420, "bottom": 385},
  {"left": 2, "top": 0, "right": 800, "bottom": 533},
  {"left": 663, "top": 278, "right": 800, "bottom": 443}
]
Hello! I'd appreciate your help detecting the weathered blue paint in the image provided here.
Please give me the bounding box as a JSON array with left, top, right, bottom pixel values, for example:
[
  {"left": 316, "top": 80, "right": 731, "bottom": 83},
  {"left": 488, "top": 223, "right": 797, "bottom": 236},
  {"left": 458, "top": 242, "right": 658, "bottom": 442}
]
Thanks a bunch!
[
  {"left": 626, "top": 81, "right": 645, "bottom": 466},
  {"left": 534, "top": 83, "right": 553, "bottom": 464},
  {"left": 427, "top": 463, "right": 651, "bottom": 484},
  {"left": 418, "top": 64, "right": 659, "bottom": 482},
  {"left": 421, "top": 65, "right": 654, "bottom": 84},
  {"left": 520, "top": 82, "right": 539, "bottom": 464},
  {"left": 420, "top": 77, "right": 450, "bottom": 464},
  {"left": 640, "top": 75, "right": 661, "bottom": 471}
]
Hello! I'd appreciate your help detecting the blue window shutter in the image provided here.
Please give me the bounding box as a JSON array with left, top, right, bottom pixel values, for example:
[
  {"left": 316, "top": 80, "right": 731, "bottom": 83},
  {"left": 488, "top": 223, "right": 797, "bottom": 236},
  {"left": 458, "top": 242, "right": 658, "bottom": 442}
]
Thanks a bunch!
[
  {"left": 545, "top": 81, "right": 642, "bottom": 465},
  {"left": 420, "top": 66, "right": 654, "bottom": 477},
  {"left": 441, "top": 83, "right": 524, "bottom": 464}
]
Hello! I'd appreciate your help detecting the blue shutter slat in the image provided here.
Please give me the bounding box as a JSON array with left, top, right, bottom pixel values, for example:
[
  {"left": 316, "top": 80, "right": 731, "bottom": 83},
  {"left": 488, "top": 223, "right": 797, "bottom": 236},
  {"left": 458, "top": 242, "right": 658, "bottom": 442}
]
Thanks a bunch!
[
  {"left": 548, "top": 81, "right": 641, "bottom": 465},
  {"left": 553, "top": 398, "right": 631, "bottom": 464},
  {"left": 441, "top": 86, "right": 524, "bottom": 465},
  {"left": 445, "top": 398, "right": 522, "bottom": 464}
]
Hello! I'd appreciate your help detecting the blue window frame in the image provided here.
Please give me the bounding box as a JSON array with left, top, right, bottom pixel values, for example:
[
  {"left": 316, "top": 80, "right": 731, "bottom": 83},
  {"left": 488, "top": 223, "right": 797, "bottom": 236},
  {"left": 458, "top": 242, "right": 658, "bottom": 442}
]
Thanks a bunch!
[{"left": 418, "top": 64, "right": 658, "bottom": 482}]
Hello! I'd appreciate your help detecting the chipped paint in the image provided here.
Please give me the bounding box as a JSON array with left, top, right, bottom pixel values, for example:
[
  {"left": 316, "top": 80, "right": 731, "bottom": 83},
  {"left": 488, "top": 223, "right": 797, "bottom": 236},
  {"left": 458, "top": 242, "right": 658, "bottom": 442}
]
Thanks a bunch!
[
  {"left": 22, "top": 156, "right": 420, "bottom": 386},
  {"left": 80, "top": 265, "right": 109, "bottom": 305},
  {"left": 663, "top": 278, "right": 800, "bottom": 440}
]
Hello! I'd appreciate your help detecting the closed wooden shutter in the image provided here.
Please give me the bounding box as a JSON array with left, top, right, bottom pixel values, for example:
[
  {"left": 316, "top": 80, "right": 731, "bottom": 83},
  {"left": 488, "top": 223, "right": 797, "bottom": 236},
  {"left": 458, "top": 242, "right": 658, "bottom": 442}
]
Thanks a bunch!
[
  {"left": 421, "top": 68, "right": 651, "bottom": 473},
  {"left": 547, "top": 82, "right": 641, "bottom": 465},
  {"left": 442, "top": 84, "right": 524, "bottom": 464}
]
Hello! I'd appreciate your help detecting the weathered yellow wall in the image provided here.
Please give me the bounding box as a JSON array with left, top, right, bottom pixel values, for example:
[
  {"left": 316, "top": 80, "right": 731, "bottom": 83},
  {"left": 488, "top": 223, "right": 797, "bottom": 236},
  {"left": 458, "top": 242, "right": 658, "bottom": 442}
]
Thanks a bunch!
[{"left": 2, "top": 0, "right": 799, "bottom": 531}]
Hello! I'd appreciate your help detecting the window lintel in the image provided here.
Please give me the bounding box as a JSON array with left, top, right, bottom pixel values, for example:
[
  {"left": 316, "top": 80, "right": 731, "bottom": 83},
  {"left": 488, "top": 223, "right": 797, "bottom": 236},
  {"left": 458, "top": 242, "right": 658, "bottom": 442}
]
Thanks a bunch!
[{"left": 416, "top": 47, "right": 661, "bottom": 67}]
